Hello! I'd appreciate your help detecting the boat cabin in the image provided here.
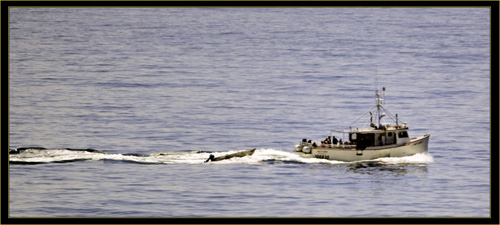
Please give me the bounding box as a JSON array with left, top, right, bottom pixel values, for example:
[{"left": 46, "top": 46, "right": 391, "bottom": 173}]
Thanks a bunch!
[{"left": 342, "top": 123, "right": 410, "bottom": 150}]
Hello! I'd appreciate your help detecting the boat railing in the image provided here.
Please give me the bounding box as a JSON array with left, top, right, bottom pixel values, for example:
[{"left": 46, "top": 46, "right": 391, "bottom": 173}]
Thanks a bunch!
[{"left": 320, "top": 143, "right": 356, "bottom": 149}]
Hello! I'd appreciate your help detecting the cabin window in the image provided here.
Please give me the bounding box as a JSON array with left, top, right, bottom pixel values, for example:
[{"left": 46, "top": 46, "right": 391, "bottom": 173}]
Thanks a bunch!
[
  {"left": 349, "top": 133, "right": 357, "bottom": 143},
  {"left": 398, "top": 131, "right": 409, "bottom": 138},
  {"left": 355, "top": 133, "right": 375, "bottom": 150}
]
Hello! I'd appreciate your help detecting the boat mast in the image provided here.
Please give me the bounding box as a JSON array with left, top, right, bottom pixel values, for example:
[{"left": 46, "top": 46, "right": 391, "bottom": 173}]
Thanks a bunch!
[{"left": 375, "top": 87, "right": 385, "bottom": 127}]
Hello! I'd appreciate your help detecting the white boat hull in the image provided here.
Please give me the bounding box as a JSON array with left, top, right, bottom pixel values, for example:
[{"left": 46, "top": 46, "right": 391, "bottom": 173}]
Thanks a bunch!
[{"left": 299, "top": 134, "right": 430, "bottom": 162}]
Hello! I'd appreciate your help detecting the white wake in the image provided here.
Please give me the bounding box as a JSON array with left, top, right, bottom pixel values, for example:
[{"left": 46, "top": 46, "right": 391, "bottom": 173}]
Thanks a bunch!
[{"left": 9, "top": 148, "right": 433, "bottom": 165}]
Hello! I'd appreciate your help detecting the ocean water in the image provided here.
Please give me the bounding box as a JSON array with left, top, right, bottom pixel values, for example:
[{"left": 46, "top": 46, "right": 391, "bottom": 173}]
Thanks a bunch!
[{"left": 8, "top": 7, "right": 492, "bottom": 218}]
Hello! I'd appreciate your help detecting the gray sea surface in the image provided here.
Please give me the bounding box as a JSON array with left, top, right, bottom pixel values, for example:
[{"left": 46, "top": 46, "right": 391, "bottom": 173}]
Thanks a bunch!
[{"left": 9, "top": 7, "right": 490, "bottom": 217}]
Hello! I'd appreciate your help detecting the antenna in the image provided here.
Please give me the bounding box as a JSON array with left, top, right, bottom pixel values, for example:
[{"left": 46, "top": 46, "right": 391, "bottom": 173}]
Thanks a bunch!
[{"left": 374, "top": 84, "right": 387, "bottom": 127}]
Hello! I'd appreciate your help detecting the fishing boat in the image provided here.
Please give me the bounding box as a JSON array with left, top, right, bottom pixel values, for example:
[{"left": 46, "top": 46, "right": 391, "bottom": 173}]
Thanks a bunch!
[
  {"left": 205, "top": 148, "right": 256, "bottom": 162},
  {"left": 294, "top": 87, "right": 430, "bottom": 162}
]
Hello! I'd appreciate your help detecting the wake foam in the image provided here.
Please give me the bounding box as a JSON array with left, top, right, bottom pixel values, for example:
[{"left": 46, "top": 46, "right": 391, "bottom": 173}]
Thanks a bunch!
[
  {"left": 377, "top": 153, "right": 434, "bottom": 164},
  {"left": 9, "top": 147, "right": 433, "bottom": 165}
]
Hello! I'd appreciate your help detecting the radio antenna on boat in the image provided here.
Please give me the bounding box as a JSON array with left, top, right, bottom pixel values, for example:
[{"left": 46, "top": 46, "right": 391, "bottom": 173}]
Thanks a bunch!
[{"left": 375, "top": 86, "right": 384, "bottom": 127}]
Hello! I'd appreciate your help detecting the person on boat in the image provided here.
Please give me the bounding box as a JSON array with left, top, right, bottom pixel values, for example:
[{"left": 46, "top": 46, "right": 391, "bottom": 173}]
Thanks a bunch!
[
  {"left": 205, "top": 154, "right": 215, "bottom": 163},
  {"left": 332, "top": 136, "right": 338, "bottom": 144},
  {"left": 324, "top": 136, "right": 331, "bottom": 144}
]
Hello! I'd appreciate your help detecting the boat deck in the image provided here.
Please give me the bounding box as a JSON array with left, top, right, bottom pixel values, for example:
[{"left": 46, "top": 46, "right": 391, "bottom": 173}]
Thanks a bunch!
[{"left": 312, "top": 134, "right": 429, "bottom": 151}]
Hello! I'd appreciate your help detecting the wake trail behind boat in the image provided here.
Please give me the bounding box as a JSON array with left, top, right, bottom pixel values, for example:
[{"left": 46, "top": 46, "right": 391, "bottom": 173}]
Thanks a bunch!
[{"left": 8, "top": 147, "right": 433, "bottom": 165}]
